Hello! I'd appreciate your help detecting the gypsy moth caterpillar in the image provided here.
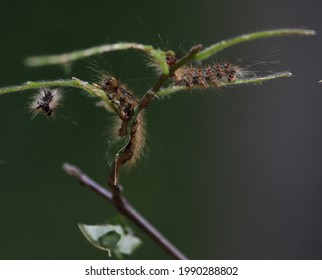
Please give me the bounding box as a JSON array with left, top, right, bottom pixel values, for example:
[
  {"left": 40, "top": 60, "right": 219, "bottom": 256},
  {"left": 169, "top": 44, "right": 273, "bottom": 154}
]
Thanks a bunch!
[
  {"left": 29, "top": 88, "right": 62, "bottom": 118},
  {"left": 98, "top": 75, "right": 145, "bottom": 166},
  {"left": 99, "top": 75, "right": 138, "bottom": 118},
  {"left": 114, "top": 113, "right": 146, "bottom": 167},
  {"left": 172, "top": 63, "right": 248, "bottom": 88},
  {"left": 161, "top": 52, "right": 251, "bottom": 88}
]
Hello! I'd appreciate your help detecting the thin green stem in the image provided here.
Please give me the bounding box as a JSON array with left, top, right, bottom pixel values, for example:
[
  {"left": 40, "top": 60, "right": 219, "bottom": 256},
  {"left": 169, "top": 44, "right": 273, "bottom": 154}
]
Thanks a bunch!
[
  {"left": 0, "top": 79, "right": 72, "bottom": 95},
  {"left": 195, "top": 29, "right": 316, "bottom": 61},
  {"left": 1, "top": 79, "right": 84, "bottom": 95},
  {"left": 25, "top": 43, "right": 154, "bottom": 67},
  {"left": 156, "top": 72, "right": 292, "bottom": 96}
]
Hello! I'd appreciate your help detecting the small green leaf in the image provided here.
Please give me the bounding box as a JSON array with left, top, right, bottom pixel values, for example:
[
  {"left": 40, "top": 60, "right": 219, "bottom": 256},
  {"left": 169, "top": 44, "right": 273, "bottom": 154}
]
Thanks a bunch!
[
  {"left": 78, "top": 223, "right": 142, "bottom": 258},
  {"left": 106, "top": 135, "right": 130, "bottom": 166}
]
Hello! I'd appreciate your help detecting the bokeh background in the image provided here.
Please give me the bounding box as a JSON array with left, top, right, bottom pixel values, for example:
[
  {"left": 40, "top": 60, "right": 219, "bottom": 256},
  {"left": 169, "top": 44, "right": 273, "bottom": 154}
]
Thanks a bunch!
[{"left": 0, "top": 0, "right": 322, "bottom": 259}]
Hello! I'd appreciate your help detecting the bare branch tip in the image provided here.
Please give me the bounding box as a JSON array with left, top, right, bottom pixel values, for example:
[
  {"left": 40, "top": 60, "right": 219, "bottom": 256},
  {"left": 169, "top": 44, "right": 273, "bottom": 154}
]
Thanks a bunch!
[{"left": 62, "top": 162, "right": 81, "bottom": 177}]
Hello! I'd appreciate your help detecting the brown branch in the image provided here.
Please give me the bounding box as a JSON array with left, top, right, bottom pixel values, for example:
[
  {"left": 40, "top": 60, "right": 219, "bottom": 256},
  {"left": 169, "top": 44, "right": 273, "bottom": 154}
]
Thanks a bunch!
[{"left": 63, "top": 162, "right": 188, "bottom": 260}]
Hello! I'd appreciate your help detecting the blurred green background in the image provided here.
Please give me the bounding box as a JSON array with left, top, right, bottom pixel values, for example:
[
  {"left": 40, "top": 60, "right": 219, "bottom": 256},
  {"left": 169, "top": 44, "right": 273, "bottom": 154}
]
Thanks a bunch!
[{"left": 0, "top": 0, "right": 322, "bottom": 259}]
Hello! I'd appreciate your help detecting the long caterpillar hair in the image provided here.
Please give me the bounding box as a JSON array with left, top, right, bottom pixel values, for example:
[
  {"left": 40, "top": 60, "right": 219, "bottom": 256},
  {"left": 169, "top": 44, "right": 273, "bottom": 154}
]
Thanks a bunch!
[{"left": 98, "top": 75, "right": 145, "bottom": 166}]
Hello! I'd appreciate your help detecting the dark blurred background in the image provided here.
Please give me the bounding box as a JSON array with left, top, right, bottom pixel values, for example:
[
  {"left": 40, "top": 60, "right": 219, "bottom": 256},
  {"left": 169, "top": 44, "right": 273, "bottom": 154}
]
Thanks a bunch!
[{"left": 0, "top": 0, "right": 321, "bottom": 259}]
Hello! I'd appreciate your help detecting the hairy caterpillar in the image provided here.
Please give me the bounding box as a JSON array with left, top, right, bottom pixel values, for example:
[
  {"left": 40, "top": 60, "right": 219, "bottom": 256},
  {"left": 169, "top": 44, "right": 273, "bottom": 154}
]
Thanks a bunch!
[
  {"left": 165, "top": 54, "right": 248, "bottom": 87},
  {"left": 173, "top": 63, "right": 245, "bottom": 87},
  {"left": 99, "top": 75, "right": 145, "bottom": 166},
  {"left": 99, "top": 76, "right": 138, "bottom": 118},
  {"left": 29, "top": 88, "right": 62, "bottom": 117}
]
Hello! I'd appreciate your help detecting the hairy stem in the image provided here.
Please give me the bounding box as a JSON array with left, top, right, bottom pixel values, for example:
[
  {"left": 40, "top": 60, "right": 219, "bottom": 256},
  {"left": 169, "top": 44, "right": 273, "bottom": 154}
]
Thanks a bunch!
[
  {"left": 63, "top": 163, "right": 188, "bottom": 260},
  {"left": 25, "top": 43, "right": 154, "bottom": 67}
]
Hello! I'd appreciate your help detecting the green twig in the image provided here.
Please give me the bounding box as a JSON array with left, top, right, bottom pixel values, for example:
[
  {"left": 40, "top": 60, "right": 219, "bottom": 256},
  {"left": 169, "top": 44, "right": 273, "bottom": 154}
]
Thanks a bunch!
[
  {"left": 25, "top": 43, "right": 154, "bottom": 67},
  {"left": 195, "top": 29, "right": 316, "bottom": 61},
  {"left": 0, "top": 78, "right": 88, "bottom": 95},
  {"left": 24, "top": 42, "right": 171, "bottom": 75}
]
